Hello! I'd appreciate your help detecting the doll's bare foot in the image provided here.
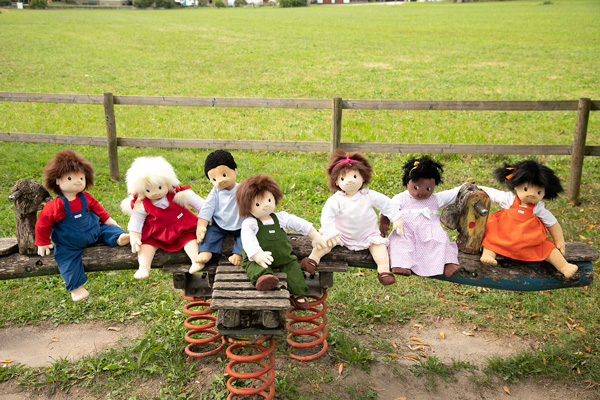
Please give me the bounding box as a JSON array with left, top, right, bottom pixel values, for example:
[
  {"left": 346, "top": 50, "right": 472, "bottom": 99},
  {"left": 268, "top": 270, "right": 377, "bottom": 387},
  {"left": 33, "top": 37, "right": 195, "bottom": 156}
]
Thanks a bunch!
[
  {"left": 117, "top": 233, "right": 130, "bottom": 246},
  {"left": 70, "top": 285, "right": 89, "bottom": 301},
  {"left": 443, "top": 263, "right": 461, "bottom": 277},
  {"left": 228, "top": 254, "right": 242, "bottom": 266},
  {"left": 555, "top": 262, "right": 578, "bottom": 279},
  {"left": 189, "top": 262, "right": 205, "bottom": 274},
  {"left": 391, "top": 267, "right": 411, "bottom": 276},
  {"left": 134, "top": 267, "right": 150, "bottom": 280},
  {"left": 256, "top": 274, "right": 279, "bottom": 291},
  {"left": 480, "top": 249, "right": 498, "bottom": 266},
  {"left": 300, "top": 257, "right": 318, "bottom": 274}
]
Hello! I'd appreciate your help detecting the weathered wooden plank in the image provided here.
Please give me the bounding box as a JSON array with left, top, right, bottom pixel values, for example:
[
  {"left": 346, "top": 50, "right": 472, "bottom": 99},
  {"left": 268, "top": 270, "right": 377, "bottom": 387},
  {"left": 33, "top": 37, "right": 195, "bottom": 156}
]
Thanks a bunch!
[
  {"left": 341, "top": 142, "right": 585, "bottom": 156},
  {"left": 0, "top": 132, "right": 107, "bottom": 146},
  {"left": 342, "top": 100, "right": 580, "bottom": 111},
  {"left": 210, "top": 298, "right": 291, "bottom": 310},
  {"left": 0, "top": 92, "right": 103, "bottom": 104},
  {"left": 116, "top": 137, "right": 330, "bottom": 152},
  {"left": 212, "top": 290, "right": 290, "bottom": 300},
  {"left": 112, "top": 95, "right": 332, "bottom": 109}
]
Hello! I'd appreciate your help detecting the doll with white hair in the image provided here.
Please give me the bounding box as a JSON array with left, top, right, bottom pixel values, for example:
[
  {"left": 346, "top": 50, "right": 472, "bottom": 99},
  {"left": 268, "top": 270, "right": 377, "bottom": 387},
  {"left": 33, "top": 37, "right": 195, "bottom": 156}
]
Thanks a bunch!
[{"left": 121, "top": 156, "right": 205, "bottom": 279}]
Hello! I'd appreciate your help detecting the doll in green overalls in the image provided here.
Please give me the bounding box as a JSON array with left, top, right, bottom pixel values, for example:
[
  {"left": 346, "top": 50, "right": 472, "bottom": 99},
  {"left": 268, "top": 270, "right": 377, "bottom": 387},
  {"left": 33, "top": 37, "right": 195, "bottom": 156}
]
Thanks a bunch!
[{"left": 236, "top": 175, "right": 329, "bottom": 311}]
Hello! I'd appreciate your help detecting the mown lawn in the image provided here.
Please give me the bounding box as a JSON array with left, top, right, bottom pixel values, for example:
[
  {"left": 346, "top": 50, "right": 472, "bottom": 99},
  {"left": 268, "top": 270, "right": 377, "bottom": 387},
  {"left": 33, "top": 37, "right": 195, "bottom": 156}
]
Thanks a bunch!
[{"left": 0, "top": 0, "right": 599, "bottom": 398}]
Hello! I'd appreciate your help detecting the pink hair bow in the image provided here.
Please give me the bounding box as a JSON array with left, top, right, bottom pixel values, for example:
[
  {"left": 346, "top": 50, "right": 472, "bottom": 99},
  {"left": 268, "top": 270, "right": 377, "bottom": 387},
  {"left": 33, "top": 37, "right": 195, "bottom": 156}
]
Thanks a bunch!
[{"left": 332, "top": 154, "right": 360, "bottom": 170}]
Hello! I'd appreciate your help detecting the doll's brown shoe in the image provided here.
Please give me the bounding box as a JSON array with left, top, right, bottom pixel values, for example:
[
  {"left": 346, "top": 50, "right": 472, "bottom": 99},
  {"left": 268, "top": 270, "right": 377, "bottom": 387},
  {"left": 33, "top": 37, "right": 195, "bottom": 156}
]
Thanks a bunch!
[
  {"left": 391, "top": 267, "right": 411, "bottom": 276},
  {"left": 377, "top": 272, "right": 396, "bottom": 286},
  {"left": 300, "top": 257, "right": 318, "bottom": 274},
  {"left": 290, "top": 295, "right": 310, "bottom": 311},
  {"left": 256, "top": 274, "right": 279, "bottom": 291}
]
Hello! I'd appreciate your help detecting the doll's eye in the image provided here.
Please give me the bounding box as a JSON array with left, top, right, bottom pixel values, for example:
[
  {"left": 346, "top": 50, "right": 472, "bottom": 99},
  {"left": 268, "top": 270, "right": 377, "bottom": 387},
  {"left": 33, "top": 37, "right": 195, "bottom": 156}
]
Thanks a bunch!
[
  {"left": 146, "top": 189, "right": 150, "bottom": 193},
  {"left": 538, "top": 191, "right": 542, "bottom": 195},
  {"left": 523, "top": 187, "right": 528, "bottom": 192},
  {"left": 413, "top": 185, "right": 419, "bottom": 190},
  {"left": 353, "top": 175, "right": 358, "bottom": 179},
  {"left": 340, "top": 177, "right": 344, "bottom": 181},
  {"left": 222, "top": 173, "right": 227, "bottom": 177},
  {"left": 158, "top": 186, "right": 162, "bottom": 190},
  {"left": 67, "top": 176, "right": 72, "bottom": 181},
  {"left": 212, "top": 178, "right": 216, "bottom": 181},
  {"left": 268, "top": 198, "right": 272, "bottom": 203},
  {"left": 80, "top": 177, "right": 84, "bottom": 181},
  {"left": 255, "top": 202, "right": 260, "bottom": 207},
  {"left": 426, "top": 187, "right": 432, "bottom": 192}
]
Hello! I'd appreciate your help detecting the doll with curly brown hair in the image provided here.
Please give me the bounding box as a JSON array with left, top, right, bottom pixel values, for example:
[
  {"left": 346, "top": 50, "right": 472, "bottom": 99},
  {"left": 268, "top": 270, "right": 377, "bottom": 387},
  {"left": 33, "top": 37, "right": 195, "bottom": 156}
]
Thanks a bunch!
[
  {"left": 236, "top": 175, "right": 328, "bottom": 310},
  {"left": 317, "top": 149, "right": 403, "bottom": 285},
  {"left": 35, "top": 149, "right": 129, "bottom": 301},
  {"left": 480, "top": 159, "right": 578, "bottom": 278}
]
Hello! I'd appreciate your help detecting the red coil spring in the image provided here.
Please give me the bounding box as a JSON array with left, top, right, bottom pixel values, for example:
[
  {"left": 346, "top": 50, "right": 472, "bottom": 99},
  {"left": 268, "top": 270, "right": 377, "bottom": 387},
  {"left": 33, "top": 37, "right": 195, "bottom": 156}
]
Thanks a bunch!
[
  {"left": 286, "top": 289, "right": 328, "bottom": 361},
  {"left": 182, "top": 294, "right": 226, "bottom": 358},
  {"left": 225, "top": 335, "right": 276, "bottom": 400}
]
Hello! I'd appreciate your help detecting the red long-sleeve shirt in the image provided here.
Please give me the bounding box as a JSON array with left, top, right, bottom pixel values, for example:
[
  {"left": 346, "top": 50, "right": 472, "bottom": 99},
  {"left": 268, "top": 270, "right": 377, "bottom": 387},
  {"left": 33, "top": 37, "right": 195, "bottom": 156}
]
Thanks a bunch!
[{"left": 34, "top": 192, "right": 111, "bottom": 246}]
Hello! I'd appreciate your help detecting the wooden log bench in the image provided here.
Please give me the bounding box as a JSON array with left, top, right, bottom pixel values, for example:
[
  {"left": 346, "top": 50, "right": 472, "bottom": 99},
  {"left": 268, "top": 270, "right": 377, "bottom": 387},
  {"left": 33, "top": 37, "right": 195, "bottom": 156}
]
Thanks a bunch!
[{"left": 2, "top": 179, "right": 598, "bottom": 336}]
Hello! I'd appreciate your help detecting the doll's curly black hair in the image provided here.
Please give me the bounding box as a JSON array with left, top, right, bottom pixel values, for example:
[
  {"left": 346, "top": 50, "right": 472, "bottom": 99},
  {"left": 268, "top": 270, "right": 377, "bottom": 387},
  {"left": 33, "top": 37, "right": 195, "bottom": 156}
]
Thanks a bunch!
[
  {"left": 401, "top": 156, "right": 444, "bottom": 187},
  {"left": 204, "top": 150, "right": 237, "bottom": 179},
  {"left": 493, "top": 159, "right": 563, "bottom": 200}
]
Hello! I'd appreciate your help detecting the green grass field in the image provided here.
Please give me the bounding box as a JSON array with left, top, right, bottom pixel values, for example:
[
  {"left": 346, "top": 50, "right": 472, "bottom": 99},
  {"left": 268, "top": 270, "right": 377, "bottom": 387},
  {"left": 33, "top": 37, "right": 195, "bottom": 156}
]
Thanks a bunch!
[{"left": 1, "top": 0, "right": 599, "bottom": 398}]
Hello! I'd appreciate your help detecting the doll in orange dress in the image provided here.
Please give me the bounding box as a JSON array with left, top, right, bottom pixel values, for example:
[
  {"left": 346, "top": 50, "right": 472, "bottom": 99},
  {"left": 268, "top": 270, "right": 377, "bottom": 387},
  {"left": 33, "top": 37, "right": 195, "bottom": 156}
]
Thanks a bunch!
[{"left": 480, "top": 160, "right": 578, "bottom": 278}]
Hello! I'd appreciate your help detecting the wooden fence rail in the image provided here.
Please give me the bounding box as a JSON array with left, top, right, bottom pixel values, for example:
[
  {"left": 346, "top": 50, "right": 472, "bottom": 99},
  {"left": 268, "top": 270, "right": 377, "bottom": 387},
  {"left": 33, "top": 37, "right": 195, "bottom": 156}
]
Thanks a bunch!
[{"left": 1, "top": 92, "right": 598, "bottom": 202}]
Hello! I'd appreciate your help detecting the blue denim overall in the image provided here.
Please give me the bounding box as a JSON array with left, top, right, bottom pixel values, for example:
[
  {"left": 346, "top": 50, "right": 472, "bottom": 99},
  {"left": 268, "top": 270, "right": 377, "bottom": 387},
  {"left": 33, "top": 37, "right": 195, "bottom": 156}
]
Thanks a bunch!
[{"left": 51, "top": 193, "right": 125, "bottom": 291}]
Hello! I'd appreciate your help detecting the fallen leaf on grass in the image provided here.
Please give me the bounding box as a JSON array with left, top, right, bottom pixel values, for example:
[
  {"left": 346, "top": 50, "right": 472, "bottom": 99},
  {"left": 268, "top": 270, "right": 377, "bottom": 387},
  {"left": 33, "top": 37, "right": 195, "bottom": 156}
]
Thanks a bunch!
[
  {"left": 393, "top": 398, "right": 407, "bottom": 400},
  {"left": 503, "top": 385, "right": 512, "bottom": 396},
  {"left": 457, "top": 302, "right": 469, "bottom": 307},
  {"left": 529, "top": 313, "right": 543, "bottom": 318},
  {"left": 403, "top": 354, "right": 420, "bottom": 361},
  {"left": 352, "top": 272, "right": 365, "bottom": 276},
  {"left": 547, "top": 301, "right": 556, "bottom": 308},
  {"left": 576, "top": 326, "right": 586, "bottom": 333},
  {"left": 407, "top": 344, "right": 424, "bottom": 351},
  {"left": 0, "top": 359, "right": 13, "bottom": 364},
  {"left": 107, "top": 327, "right": 121, "bottom": 332},
  {"left": 439, "top": 332, "right": 445, "bottom": 339},
  {"left": 131, "top": 312, "right": 142, "bottom": 316},
  {"left": 387, "top": 353, "right": 399, "bottom": 359},
  {"left": 549, "top": 330, "right": 558, "bottom": 334},
  {"left": 51, "top": 337, "right": 60, "bottom": 342},
  {"left": 409, "top": 337, "right": 423, "bottom": 343},
  {"left": 462, "top": 331, "right": 475, "bottom": 337}
]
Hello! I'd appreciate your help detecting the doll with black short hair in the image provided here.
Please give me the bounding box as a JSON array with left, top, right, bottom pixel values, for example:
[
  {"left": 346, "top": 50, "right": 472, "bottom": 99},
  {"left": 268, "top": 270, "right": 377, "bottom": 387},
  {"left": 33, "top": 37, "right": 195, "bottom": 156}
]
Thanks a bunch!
[
  {"left": 480, "top": 159, "right": 577, "bottom": 278},
  {"left": 35, "top": 148, "right": 129, "bottom": 301},
  {"left": 382, "top": 156, "right": 463, "bottom": 278},
  {"left": 193, "top": 150, "right": 243, "bottom": 273}
]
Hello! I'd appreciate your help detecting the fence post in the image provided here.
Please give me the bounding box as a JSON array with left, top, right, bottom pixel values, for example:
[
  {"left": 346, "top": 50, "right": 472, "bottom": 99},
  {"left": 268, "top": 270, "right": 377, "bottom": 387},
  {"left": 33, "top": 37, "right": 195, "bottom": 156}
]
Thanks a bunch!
[
  {"left": 568, "top": 98, "right": 591, "bottom": 204},
  {"left": 330, "top": 97, "right": 343, "bottom": 153},
  {"left": 103, "top": 92, "right": 120, "bottom": 181}
]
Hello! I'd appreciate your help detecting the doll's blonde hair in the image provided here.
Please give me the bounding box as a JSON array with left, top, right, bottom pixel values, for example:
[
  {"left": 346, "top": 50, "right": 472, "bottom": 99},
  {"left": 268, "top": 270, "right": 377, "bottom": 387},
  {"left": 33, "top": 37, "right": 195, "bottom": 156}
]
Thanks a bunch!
[{"left": 125, "top": 156, "right": 180, "bottom": 197}]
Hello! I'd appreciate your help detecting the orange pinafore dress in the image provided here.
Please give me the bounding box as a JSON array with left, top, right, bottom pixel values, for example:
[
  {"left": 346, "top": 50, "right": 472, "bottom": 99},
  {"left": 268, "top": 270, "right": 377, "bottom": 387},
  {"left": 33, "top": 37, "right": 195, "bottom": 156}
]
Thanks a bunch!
[{"left": 482, "top": 195, "right": 555, "bottom": 262}]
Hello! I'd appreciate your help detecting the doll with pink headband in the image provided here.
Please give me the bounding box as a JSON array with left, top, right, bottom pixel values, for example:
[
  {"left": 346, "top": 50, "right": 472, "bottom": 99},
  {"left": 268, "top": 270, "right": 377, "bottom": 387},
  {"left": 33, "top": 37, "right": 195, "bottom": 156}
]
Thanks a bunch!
[{"left": 309, "top": 150, "right": 403, "bottom": 285}]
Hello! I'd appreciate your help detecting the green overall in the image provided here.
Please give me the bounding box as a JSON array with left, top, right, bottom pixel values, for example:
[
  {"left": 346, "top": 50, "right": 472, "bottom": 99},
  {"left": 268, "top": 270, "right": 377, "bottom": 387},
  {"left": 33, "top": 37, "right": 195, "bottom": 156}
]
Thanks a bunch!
[{"left": 242, "top": 214, "right": 308, "bottom": 296}]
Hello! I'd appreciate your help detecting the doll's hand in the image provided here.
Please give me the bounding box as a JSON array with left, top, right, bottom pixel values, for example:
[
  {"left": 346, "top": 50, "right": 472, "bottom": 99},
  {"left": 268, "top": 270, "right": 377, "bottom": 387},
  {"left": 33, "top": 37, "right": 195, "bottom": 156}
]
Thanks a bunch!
[
  {"left": 130, "top": 231, "right": 142, "bottom": 253},
  {"left": 555, "top": 240, "right": 566, "bottom": 255},
  {"left": 103, "top": 217, "right": 121, "bottom": 228},
  {"left": 307, "top": 228, "right": 328, "bottom": 250},
  {"left": 253, "top": 251, "right": 273, "bottom": 268},
  {"left": 196, "top": 219, "right": 209, "bottom": 243},
  {"left": 326, "top": 234, "right": 341, "bottom": 248},
  {"left": 392, "top": 217, "right": 404, "bottom": 236},
  {"left": 37, "top": 244, "right": 53, "bottom": 257}
]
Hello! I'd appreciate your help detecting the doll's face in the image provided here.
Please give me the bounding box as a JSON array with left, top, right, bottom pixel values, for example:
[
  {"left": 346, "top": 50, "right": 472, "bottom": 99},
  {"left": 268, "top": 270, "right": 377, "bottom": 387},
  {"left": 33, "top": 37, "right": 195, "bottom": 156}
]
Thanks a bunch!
[
  {"left": 56, "top": 171, "right": 86, "bottom": 195},
  {"left": 407, "top": 178, "right": 436, "bottom": 200},
  {"left": 143, "top": 182, "right": 169, "bottom": 201},
  {"left": 515, "top": 182, "right": 545, "bottom": 205},
  {"left": 336, "top": 168, "right": 364, "bottom": 195},
  {"left": 251, "top": 191, "right": 276, "bottom": 221},
  {"left": 207, "top": 165, "right": 237, "bottom": 191}
]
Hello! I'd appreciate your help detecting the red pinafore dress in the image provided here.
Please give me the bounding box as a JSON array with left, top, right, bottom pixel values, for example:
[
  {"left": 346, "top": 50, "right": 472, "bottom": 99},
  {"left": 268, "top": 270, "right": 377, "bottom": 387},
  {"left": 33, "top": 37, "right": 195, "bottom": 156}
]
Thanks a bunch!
[
  {"left": 482, "top": 195, "right": 555, "bottom": 261},
  {"left": 141, "top": 192, "right": 198, "bottom": 251}
]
